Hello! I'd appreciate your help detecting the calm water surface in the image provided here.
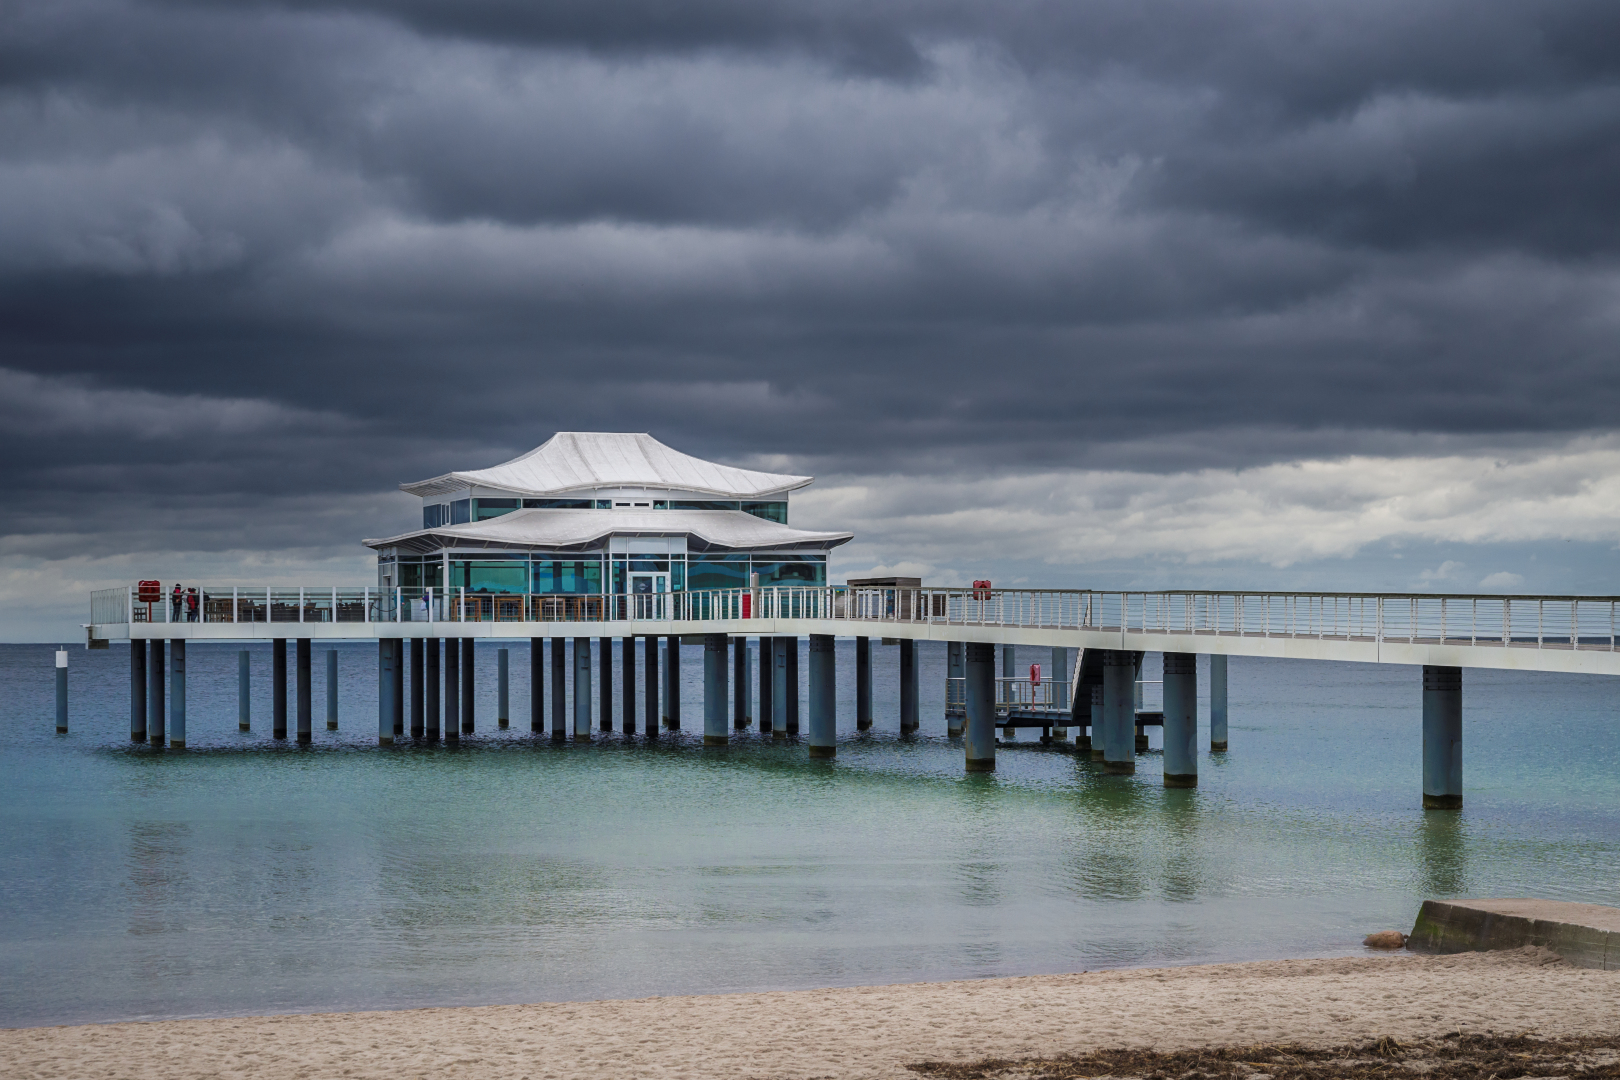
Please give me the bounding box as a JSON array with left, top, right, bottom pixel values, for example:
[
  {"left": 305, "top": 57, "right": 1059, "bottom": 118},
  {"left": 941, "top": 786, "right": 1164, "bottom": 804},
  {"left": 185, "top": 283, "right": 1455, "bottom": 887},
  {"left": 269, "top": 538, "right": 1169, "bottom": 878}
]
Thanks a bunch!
[{"left": 1, "top": 639, "right": 1617, "bottom": 1027}]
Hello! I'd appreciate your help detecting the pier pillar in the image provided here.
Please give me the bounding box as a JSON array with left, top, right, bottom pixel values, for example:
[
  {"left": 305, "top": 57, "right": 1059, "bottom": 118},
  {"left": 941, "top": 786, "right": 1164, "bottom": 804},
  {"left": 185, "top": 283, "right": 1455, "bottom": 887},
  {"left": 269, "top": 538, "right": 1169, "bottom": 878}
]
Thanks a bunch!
[
  {"left": 377, "top": 640, "right": 394, "bottom": 746},
  {"left": 899, "top": 638, "right": 919, "bottom": 733},
  {"left": 808, "top": 634, "right": 836, "bottom": 758},
  {"left": 759, "top": 637, "right": 773, "bottom": 733},
  {"left": 703, "top": 633, "right": 729, "bottom": 745},
  {"left": 444, "top": 635, "right": 460, "bottom": 742},
  {"left": 1001, "top": 645, "right": 1014, "bottom": 743},
  {"left": 622, "top": 636, "right": 637, "bottom": 735},
  {"left": 149, "top": 638, "right": 165, "bottom": 746},
  {"left": 425, "top": 638, "right": 441, "bottom": 740},
  {"left": 772, "top": 636, "right": 789, "bottom": 738},
  {"left": 643, "top": 635, "right": 658, "bottom": 737},
  {"left": 529, "top": 638, "right": 544, "bottom": 734},
  {"left": 296, "top": 638, "right": 312, "bottom": 744},
  {"left": 1210, "top": 654, "right": 1228, "bottom": 751},
  {"left": 1422, "top": 666, "right": 1463, "bottom": 810},
  {"left": 56, "top": 648, "right": 68, "bottom": 734},
  {"left": 130, "top": 640, "right": 147, "bottom": 742},
  {"left": 785, "top": 637, "right": 798, "bottom": 733},
  {"left": 326, "top": 650, "right": 339, "bottom": 731},
  {"left": 964, "top": 642, "right": 996, "bottom": 772},
  {"left": 460, "top": 638, "right": 474, "bottom": 734},
  {"left": 237, "top": 649, "right": 249, "bottom": 732},
  {"left": 946, "top": 641, "right": 963, "bottom": 738},
  {"left": 1103, "top": 650, "right": 1135, "bottom": 775},
  {"left": 270, "top": 637, "right": 285, "bottom": 739},
  {"left": 855, "top": 636, "right": 872, "bottom": 731},
  {"left": 734, "top": 637, "right": 749, "bottom": 729},
  {"left": 391, "top": 639, "right": 405, "bottom": 738},
  {"left": 1089, "top": 684, "right": 1104, "bottom": 759},
  {"left": 498, "top": 647, "right": 510, "bottom": 729},
  {"left": 168, "top": 641, "right": 185, "bottom": 748},
  {"left": 1050, "top": 647, "right": 1070, "bottom": 742},
  {"left": 551, "top": 638, "right": 567, "bottom": 741},
  {"left": 666, "top": 637, "right": 681, "bottom": 730},
  {"left": 573, "top": 636, "right": 591, "bottom": 740},
  {"left": 598, "top": 637, "right": 613, "bottom": 732},
  {"left": 1162, "top": 652, "right": 1197, "bottom": 788},
  {"left": 410, "top": 639, "right": 424, "bottom": 736}
]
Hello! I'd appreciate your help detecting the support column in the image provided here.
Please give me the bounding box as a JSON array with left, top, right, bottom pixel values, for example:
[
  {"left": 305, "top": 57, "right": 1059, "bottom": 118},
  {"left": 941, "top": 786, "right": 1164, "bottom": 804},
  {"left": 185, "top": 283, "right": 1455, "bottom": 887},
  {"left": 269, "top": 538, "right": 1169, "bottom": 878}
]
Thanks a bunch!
[
  {"left": 598, "top": 637, "right": 613, "bottom": 732},
  {"left": 410, "top": 639, "right": 424, "bottom": 736},
  {"left": 772, "top": 636, "right": 789, "bottom": 738},
  {"left": 425, "top": 638, "right": 441, "bottom": 740},
  {"left": 899, "top": 638, "right": 919, "bottom": 733},
  {"left": 758, "top": 636, "right": 773, "bottom": 733},
  {"left": 643, "top": 635, "right": 658, "bottom": 737},
  {"left": 733, "top": 637, "right": 749, "bottom": 729},
  {"left": 808, "top": 634, "right": 836, "bottom": 758},
  {"left": 377, "top": 639, "right": 394, "bottom": 746},
  {"left": 964, "top": 642, "right": 995, "bottom": 772},
  {"left": 946, "top": 640, "right": 964, "bottom": 738},
  {"left": 56, "top": 648, "right": 68, "bottom": 734},
  {"left": 326, "top": 650, "right": 339, "bottom": 731},
  {"left": 169, "top": 640, "right": 185, "bottom": 748},
  {"left": 1089, "top": 684, "right": 1104, "bottom": 759},
  {"left": 573, "top": 636, "right": 591, "bottom": 740},
  {"left": 1422, "top": 665, "right": 1463, "bottom": 809},
  {"left": 622, "top": 636, "right": 637, "bottom": 735},
  {"left": 1103, "top": 650, "right": 1135, "bottom": 775},
  {"left": 855, "top": 636, "right": 872, "bottom": 731},
  {"left": 1162, "top": 652, "right": 1197, "bottom": 788},
  {"left": 148, "top": 639, "right": 165, "bottom": 746},
  {"left": 529, "top": 638, "right": 544, "bottom": 734},
  {"left": 784, "top": 636, "right": 798, "bottom": 733},
  {"left": 703, "top": 633, "right": 728, "bottom": 745},
  {"left": 391, "top": 639, "right": 404, "bottom": 738},
  {"left": 444, "top": 636, "right": 460, "bottom": 743},
  {"left": 1051, "top": 647, "right": 1070, "bottom": 742},
  {"left": 460, "top": 638, "right": 474, "bottom": 734},
  {"left": 296, "top": 638, "right": 312, "bottom": 744},
  {"left": 1210, "top": 653, "right": 1228, "bottom": 751},
  {"left": 237, "top": 649, "right": 249, "bottom": 732},
  {"left": 1134, "top": 654, "right": 1149, "bottom": 752},
  {"left": 270, "top": 637, "right": 285, "bottom": 739},
  {"left": 665, "top": 637, "right": 681, "bottom": 730},
  {"left": 130, "top": 640, "right": 147, "bottom": 742},
  {"left": 498, "top": 647, "right": 510, "bottom": 729},
  {"left": 551, "top": 637, "right": 567, "bottom": 741},
  {"left": 1001, "top": 644, "right": 1014, "bottom": 743}
]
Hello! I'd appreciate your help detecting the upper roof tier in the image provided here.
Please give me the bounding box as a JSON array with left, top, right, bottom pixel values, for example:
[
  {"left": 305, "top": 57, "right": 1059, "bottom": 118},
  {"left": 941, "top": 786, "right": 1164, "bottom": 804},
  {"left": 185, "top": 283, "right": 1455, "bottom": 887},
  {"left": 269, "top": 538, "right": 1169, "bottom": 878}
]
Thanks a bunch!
[
  {"left": 401, "top": 432, "right": 814, "bottom": 500},
  {"left": 364, "top": 508, "right": 852, "bottom": 554}
]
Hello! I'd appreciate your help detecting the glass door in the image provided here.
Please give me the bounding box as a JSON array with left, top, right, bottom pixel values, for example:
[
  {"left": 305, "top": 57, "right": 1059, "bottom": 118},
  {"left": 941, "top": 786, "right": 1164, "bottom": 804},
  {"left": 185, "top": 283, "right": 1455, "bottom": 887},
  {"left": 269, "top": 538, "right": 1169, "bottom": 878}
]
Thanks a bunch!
[{"left": 630, "top": 574, "right": 667, "bottom": 619}]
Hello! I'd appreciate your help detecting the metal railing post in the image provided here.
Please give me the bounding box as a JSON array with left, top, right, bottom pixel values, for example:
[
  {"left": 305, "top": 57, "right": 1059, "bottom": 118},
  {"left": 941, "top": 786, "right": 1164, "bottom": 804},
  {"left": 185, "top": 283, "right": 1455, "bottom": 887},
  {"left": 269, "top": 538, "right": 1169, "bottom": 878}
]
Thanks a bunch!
[
  {"left": 299, "top": 586, "right": 305, "bottom": 623},
  {"left": 364, "top": 586, "right": 370, "bottom": 623},
  {"left": 233, "top": 585, "right": 239, "bottom": 623},
  {"left": 332, "top": 586, "right": 338, "bottom": 623}
]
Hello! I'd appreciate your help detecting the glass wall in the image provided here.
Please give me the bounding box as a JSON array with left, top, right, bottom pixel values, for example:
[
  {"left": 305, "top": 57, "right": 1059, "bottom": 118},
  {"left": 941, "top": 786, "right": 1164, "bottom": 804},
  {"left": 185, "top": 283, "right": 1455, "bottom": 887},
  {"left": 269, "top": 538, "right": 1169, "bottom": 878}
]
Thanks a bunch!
[
  {"left": 671, "top": 500, "right": 741, "bottom": 511},
  {"left": 398, "top": 557, "right": 445, "bottom": 590},
  {"left": 450, "top": 559, "right": 527, "bottom": 593},
  {"left": 532, "top": 558, "right": 603, "bottom": 595},
  {"left": 450, "top": 499, "right": 470, "bottom": 525},
  {"left": 473, "top": 498, "right": 519, "bottom": 521},
  {"left": 752, "top": 554, "right": 826, "bottom": 586},
  {"left": 522, "top": 498, "right": 593, "bottom": 509},
  {"left": 743, "top": 501, "right": 788, "bottom": 524},
  {"left": 688, "top": 554, "right": 749, "bottom": 591}
]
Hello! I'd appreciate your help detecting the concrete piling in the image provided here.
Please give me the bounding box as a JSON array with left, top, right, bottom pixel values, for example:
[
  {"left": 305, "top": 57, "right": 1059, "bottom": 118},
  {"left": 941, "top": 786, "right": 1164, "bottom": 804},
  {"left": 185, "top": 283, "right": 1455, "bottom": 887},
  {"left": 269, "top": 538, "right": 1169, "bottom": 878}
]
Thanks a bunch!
[
  {"left": 377, "top": 639, "right": 394, "bottom": 746},
  {"left": 444, "top": 636, "right": 460, "bottom": 742},
  {"left": 733, "top": 637, "right": 749, "bottom": 729},
  {"left": 964, "top": 642, "right": 996, "bottom": 772},
  {"left": 622, "top": 635, "right": 637, "bottom": 735},
  {"left": 1210, "top": 653, "right": 1228, "bottom": 751},
  {"left": 552, "top": 637, "right": 567, "bottom": 741},
  {"left": 410, "top": 639, "right": 424, "bottom": 736},
  {"left": 55, "top": 648, "right": 68, "bottom": 734},
  {"left": 758, "top": 636, "right": 773, "bottom": 733},
  {"left": 392, "top": 639, "right": 405, "bottom": 738},
  {"left": 1422, "top": 665, "right": 1463, "bottom": 809},
  {"left": 149, "top": 639, "right": 166, "bottom": 746},
  {"left": 808, "top": 634, "right": 836, "bottom": 758},
  {"left": 573, "top": 636, "right": 591, "bottom": 740},
  {"left": 643, "top": 635, "right": 658, "bottom": 737},
  {"left": 855, "top": 636, "right": 872, "bottom": 731},
  {"left": 169, "top": 640, "right": 186, "bottom": 748},
  {"left": 899, "top": 638, "right": 919, "bottom": 733},
  {"left": 296, "top": 638, "right": 312, "bottom": 744},
  {"left": 784, "top": 637, "right": 798, "bottom": 733},
  {"left": 1103, "top": 650, "right": 1135, "bottom": 775},
  {"left": 498, "top": 647, "right": 510, "bottom": 729},
  {"left": 747, "top": 646, "right": 756, "bottom": 730},
  {"left": 237, "top": 649, "right": 249, "bottom": 732},
  {"left": 271, "top": 638, "right": 286, "bottom": 739},
  {"left": 772, "top": 636, "right": 789, "bottom": 738},
  {"left": 1089, "top": 684, "right": 1104, "bottom": 760},
  {"left": 326, "top": 650, "right": 339, "bottom": 731},
  {"left": 1162, "top": 651, "right": 1197, "bottom": 787},
  {"left": 425, "top": 638, "right": 441, "bottom": 740},
  {"left": 598, "top": 638, "right": 613, "bottom": 732},
  {"left": 530, "top": 637, "right": 544, "bottom": 734},
  {"left": 460, "top": 638, "right": 474, "bottom": 734},
  {"left": 666, "top": 637, "right": 681, "bottom": 730},
  {"left": 946, "top": 641, "right": 963, "bottom": 738},
  {"left": 703, "top": 633, "right": 728, "bottom": 745},
  {"left": 130, "top": 640, "right": 147, "bottom": 742}
]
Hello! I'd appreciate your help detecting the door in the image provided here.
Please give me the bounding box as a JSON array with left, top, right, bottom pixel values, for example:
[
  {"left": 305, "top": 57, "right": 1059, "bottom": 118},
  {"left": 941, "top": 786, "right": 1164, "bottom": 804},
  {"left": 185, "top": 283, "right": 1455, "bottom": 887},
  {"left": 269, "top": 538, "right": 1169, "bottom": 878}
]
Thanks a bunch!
[{"left": 630, "top": 574, "right": 667, "bottom": 619}]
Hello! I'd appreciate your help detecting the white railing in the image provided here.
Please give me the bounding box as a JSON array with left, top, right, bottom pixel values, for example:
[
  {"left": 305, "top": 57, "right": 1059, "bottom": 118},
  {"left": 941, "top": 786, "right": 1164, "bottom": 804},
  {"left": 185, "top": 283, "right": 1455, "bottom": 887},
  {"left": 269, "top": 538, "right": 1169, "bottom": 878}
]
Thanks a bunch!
[{"left": 89, "top": 584, "right": 1620, "bottom": 653}]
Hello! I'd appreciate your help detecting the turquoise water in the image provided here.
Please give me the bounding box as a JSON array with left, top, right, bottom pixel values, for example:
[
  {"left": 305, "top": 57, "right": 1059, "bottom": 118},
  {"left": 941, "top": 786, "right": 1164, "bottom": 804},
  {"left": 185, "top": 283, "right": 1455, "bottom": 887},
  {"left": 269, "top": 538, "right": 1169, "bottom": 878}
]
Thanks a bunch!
[{"left": 1, "top": 639, "right": 1617, "bottom": 1028}]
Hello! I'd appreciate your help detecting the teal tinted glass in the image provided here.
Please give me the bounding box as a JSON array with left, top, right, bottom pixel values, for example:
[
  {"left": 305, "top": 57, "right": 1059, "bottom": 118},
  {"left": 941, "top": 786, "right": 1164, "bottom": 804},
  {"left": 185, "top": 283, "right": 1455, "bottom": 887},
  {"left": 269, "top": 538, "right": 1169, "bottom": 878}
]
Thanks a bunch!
[
  {"left": 687, "top": 557, "right": 749, "bottom": 591},
  {"left": 473, "top": 498, "right": 519, "bottom": 521},
  {"left": 743, "top": 501, "right": 787, "bottom": 524},
  {"left": 752, "top": 557, "right": 825, "bottom": 586},
  {"left": 670, "top": 501, "right": 741, "bottom": 511},
  {"left": 531, "top": 559, "right": 602, "bottom": 594}
]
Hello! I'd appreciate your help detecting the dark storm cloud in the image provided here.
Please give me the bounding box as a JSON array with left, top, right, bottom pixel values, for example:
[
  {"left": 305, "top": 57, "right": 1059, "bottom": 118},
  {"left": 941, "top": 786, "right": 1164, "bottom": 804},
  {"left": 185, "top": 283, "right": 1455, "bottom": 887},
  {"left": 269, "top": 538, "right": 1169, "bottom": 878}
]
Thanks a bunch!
[{"left": 4, "top": 0, "right": 1620, "bottom": 564}]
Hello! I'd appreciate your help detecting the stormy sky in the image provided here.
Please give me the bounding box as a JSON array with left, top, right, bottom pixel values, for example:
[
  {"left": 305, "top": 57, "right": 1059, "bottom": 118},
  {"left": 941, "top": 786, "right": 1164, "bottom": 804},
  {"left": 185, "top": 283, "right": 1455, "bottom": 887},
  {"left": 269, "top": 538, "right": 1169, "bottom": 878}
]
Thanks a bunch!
[{"left": 6, "top": 0, "right": 1620, "bottom": 639}]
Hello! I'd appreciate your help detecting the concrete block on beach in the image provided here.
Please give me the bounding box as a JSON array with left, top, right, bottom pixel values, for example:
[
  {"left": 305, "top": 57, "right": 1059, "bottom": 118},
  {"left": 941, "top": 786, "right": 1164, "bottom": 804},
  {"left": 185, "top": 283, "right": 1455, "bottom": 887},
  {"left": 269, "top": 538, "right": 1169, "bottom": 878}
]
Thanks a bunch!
[{"left": 1408, "top": 898, "right": 1620, "bottom": 969}]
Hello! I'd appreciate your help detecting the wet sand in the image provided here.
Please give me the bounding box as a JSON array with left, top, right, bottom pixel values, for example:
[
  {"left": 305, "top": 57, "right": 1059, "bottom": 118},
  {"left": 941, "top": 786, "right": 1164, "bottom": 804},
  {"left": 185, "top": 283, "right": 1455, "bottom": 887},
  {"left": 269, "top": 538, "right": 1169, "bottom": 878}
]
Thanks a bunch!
[{"left": 3, "top": 948, "right": 1615, "bottom": 1080}]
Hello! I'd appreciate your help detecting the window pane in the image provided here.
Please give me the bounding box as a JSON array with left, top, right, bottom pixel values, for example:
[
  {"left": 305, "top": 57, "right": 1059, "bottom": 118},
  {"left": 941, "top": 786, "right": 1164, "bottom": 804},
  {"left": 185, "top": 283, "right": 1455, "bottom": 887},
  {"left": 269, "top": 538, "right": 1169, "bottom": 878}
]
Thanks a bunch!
[
  {"left": 451, "top": 499, "right": 470, "bottom": 525},
  {"left": 531, "top": 559, "right": 602, "bottom": 594},
  {"left": 753, "top": 557, "right": 825, "bottom": 586},
  {"left": 451, "top": 561, "right": 527, "bottom": 593},
  {"left": 473, "top": 498, "right": 519, "bottom": 521},
  {"left": 742, "top": 501, "right": 787, "bottom": 524},
  {"left": 670, "top": 500, "right": 741, "bottom": 511},
  {"left": 521, "top": 499, "right": 593, "bottom": 509},
  {"left": 687, "top": 557, "right": 748, "bottom": 591}
]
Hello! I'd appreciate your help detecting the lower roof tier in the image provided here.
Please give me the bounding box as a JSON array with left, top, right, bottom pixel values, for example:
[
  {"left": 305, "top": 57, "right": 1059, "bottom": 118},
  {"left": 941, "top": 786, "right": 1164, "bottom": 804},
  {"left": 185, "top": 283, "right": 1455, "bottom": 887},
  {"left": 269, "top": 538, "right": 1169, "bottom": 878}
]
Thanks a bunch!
[{"left": 364, "top": 508, "right": 853, "bottom": 556}]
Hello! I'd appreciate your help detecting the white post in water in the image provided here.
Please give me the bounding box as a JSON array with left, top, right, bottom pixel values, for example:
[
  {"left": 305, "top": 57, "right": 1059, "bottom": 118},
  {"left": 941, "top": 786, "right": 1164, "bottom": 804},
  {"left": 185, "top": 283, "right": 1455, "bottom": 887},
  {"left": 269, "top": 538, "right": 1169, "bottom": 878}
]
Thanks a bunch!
[
  {"left": 1162, "top": 652, "right": 1197, "bottom": 788},
  {"left": 55, "top": 649, "right": 68, "bottom": 734},
  {"left": 1103, "top": 650, "right": 1135, "bottom": 775}
]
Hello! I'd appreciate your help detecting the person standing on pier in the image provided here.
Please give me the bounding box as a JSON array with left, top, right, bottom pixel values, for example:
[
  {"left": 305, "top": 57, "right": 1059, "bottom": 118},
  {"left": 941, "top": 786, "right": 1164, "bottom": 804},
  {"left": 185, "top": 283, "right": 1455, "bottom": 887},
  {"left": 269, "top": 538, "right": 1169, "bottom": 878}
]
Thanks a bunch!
[
  {"left": 187, "top": 588, "right": 200, "bottom": 622},
  {"left": 171, "top": 583, "right": 183, "bottom": 622}
]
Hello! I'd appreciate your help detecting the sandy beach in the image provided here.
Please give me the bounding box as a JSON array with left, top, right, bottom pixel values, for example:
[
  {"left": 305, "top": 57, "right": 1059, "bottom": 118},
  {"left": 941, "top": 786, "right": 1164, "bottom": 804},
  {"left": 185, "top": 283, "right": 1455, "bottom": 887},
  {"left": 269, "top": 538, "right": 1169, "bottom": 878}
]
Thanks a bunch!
[{"left": 3, "top": 948, "right": 1615, "bottom": 1080}]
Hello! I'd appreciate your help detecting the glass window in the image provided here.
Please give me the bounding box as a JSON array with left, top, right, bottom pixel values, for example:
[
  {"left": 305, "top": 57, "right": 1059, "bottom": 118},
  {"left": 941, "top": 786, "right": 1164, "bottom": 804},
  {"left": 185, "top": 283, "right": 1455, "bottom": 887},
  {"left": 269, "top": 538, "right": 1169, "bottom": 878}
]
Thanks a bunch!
[
  {"left": 521, "top": 499, "right": 593, "bottom": 509},
  {"left": 473, "top": 498, "right": 519, "bottom": 521},
  {"left": 743, "top": 501, "right": 788, "bottom": 524},
  {"left": 628, "top": 558, "right": 668, "bottom": 572},
  {"left": 670, "top": 500, "right": 741, "bottom": 511},
  {"left": 653, "top": 500, "right": 668, "bottom": 509},
  {"left": 398, "top": 560, "right": 447, "bottom": 590},
  {"left": 752, "top": 556, "right": 825, "bottom": 586},
  {"left": 531, "top": 559, "right": 603, "bottom": 595},
  {"left": 687, "top": 556, "right": 749, "bottom": 591},
  {"left": 451, "top": 499, "right": 470, "bottom": 525},
  {"left": 672, "top": 558, "right": 685, "bottom": 591},
  {"left": 423, "top": 504, "right": 449, "bottom": 529},
  {"left": 450, "top": 560, "right": 527, "bottom": 593},
  {"left": 595, "top": 500, "right": 612, "bottom": 509}
]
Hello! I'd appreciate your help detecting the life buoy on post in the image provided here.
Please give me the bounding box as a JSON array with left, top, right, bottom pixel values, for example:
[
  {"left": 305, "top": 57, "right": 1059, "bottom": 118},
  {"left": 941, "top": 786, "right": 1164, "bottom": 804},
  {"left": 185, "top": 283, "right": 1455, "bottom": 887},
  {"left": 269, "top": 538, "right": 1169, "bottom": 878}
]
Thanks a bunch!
[
  {"left": 971, "top": 579, "right": 992, "bottom": 601},
  {"left": 1030, "top": 662, "right": 1041, "bottom": 686}
]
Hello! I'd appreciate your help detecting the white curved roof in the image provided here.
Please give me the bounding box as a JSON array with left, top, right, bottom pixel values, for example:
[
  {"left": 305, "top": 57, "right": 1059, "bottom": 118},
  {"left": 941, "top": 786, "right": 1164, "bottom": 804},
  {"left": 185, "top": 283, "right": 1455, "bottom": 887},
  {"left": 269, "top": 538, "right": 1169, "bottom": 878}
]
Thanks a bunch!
[
  {"left": 364, "top": 509, "right": 852, "bottom": 554},
  {"left": 401, "top": 432, "right": 813, "bottom": 499}
]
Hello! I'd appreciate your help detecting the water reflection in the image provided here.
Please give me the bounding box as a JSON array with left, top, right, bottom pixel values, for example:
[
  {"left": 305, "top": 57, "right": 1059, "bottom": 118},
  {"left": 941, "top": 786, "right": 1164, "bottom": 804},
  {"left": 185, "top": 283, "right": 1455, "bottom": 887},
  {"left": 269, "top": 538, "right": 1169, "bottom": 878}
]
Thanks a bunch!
[{"left": 1416, "top": 809, "right": 1467, "bottom": 896}]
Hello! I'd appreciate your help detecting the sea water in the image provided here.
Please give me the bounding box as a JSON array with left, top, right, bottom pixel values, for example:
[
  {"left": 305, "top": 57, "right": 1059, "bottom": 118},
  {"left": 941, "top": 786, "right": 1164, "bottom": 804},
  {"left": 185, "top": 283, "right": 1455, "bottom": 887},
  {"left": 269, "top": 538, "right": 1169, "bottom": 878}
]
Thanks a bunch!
[{"left": 0, "top": 639, "right": 1616, "bottom": 1027}]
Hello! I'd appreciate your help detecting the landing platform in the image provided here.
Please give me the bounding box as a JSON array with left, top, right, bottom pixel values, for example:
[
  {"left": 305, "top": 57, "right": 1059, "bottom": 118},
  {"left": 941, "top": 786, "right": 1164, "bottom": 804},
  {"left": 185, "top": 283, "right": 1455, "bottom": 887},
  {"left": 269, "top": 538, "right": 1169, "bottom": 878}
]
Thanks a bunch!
[{"left": 1408, "top": 898, "right": 1620, "bottom": 969}]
